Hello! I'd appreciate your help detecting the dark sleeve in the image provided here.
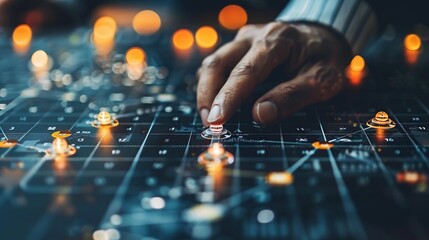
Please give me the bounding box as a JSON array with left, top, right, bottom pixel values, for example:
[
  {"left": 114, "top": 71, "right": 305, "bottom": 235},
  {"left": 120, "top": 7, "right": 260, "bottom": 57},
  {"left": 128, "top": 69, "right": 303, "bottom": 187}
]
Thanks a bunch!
[{"left": 276, "top": 0, "right": 378, "bottom": 53}]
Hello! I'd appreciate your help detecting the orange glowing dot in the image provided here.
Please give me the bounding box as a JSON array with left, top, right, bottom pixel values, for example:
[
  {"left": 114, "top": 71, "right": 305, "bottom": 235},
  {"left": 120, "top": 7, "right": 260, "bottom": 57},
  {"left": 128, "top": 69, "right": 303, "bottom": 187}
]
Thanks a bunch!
[
  {"left": 53, "top": 138, "right": 69, "bottom": 155},
  {"left": 266, "top": 172, "right": 293, "bottom": 186},
  {"left": 133, "top": 10, "right": 161, "bottom": 35},
  {"left": 218, "top": 5, "right": 247, "bottom": 30},
  {"left": 31, "top": 50, "right": 49, "bottom": 68},
  {"left": 93, "top": 16, "right": 117, "bottom": 43},
  {"left": 350, "top": 55, "right": 365, "bottom": 72},
  {"left": 404, "top": 34, "right": 421, "bottom": 51},
  {"left": 172, "top": 29, "right": 194, "bottom": 50},
  {"left": 195, "top": 26, "right": 218, "bottom": 48},
  {"left": 126, "top": 47, "right": 146, "bottom": 65},
  {"left": 12, "top": 24, "right": 32, "bottom": 46},
  {"left": 208, "top": 143, "right": 225, "bottom": 156}
]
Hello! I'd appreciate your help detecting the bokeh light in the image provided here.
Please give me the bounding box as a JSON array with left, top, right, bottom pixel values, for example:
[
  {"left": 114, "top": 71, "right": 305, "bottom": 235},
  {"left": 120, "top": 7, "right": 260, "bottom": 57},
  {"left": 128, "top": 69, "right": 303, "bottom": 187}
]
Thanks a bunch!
[
  {"left": 12, "top": 24, "right": 32, "bottom": 47},
  {"left": 218, "top": 5, "right": 247, "bottom": 30},
  {"left": 126, "top": 47, "right": 146, "bottom": 65},
  {"left": 133, "top": 10, "right": 162, "bottom": 35},
  {"left": 31, "top": 50, "right": 49, "bottom": 68},
  {"left": 93, "top": 16, "right": 117, "bottom": 44},
  {"left": 172, "top": 29, "right": 194, "bottom": 50},
  {"left": 195, "top": 26, "right": 218, "bottom": 48},
  {"left": 404, "top": 34, "right": 421, "bottom": 51},
  {"left": 350, "top": 55, "right": 365, "bottom": 72}
]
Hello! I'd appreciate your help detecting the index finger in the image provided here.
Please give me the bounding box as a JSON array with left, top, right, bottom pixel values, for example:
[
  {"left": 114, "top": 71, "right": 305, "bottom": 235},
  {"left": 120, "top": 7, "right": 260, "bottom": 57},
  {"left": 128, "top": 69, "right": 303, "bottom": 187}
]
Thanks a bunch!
[{"left": 207, "top": 38, "right": 291, "bottom": 124}]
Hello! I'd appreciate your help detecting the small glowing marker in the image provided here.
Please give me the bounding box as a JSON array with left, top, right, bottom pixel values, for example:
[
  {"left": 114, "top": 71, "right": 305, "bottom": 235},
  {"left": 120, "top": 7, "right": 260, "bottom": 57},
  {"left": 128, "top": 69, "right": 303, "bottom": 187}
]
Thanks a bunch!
[
  {"left": 51, "top": 130, "right": 72, "bottom": 139},
  {"left": 0, "top": 139, "right": 18, "bottom": 148},
  {"left": 218, "top": 5, "right": 248, "bottom": 30},
  {"left": 201, "top": 124, "right": 231, "bottom": 139},
  {"left": 198, "top": 143, "right": 234, "bottom": 166},
  {"left": 404, "top": 34, "right": 421, "bottom": 51},
  {"left": 396, "top": 171, "right": 427, "bottom": 184},
  {"left": 350, "top": 55, "right": 365, "bottom": 72},
  {"left": 47, "top": 138, "right": 76, "bottom": 157},
  {"left": 195, "top": 26, "right": 218, "bottom": 49},
  {"left": 266, "top": 172, "right": 293, "bottom": 186},
  {"left": 12, "top": 24, "right": 32, "bottom": 52},
  {"left": 92, "top": 111, "right": 119, "bottom": 128},
  {"left": 172, "top": 29, "right": 194, "bottom": 50},
  {"left": 31, "top": 50, "right": 49, "bottom": 68},
  {"left": 312, "top": 141, "right": 334, "bottom": 150},
  {"left": 366, "top": 111, "right": 396, "bottom": 129},
  {"left": 133, "top": 10, "right": 161, "bottom": 35},
  {"left": 346, "top": 55, "right": 367, "bottom": 86}
]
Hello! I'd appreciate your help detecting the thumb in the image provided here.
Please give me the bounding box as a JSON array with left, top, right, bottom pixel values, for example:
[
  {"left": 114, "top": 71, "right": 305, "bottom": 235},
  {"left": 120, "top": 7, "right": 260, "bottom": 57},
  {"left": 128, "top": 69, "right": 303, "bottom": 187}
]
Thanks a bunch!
[{"left": 252, "top": 63, "right": 344, "bottom": 125}]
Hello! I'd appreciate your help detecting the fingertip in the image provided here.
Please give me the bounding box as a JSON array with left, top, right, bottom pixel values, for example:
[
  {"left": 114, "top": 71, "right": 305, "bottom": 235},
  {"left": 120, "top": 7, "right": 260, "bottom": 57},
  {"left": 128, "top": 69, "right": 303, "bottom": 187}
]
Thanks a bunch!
[{"left": 207, "top": 104, "right": 222, "bottom": 123}]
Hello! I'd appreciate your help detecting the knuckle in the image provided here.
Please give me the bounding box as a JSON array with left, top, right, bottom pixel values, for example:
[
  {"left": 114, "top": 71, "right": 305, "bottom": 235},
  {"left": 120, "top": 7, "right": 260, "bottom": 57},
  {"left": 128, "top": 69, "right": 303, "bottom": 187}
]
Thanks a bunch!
[
  {"left": 230, "top": 63, "right": 257, "bottom": 77},
  {"left": 309, "top": 65, "right": 343, "bottom": 100},
  {"left": 201, "top": 55, "right": 221, "bottom": 70},
  {"left": 236, "top": 24, "right": 256, "bottom": 38},
  {"left": 283, "top": 24, "right": 300, "bottom": 37},
  {"left": 279, "top": 85, "right": 301, "bottom": 108}
]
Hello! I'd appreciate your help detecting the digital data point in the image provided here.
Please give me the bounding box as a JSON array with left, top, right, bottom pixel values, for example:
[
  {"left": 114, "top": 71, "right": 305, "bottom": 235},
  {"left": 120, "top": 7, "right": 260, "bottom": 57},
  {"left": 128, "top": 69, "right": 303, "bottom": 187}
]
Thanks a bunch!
[
  {"left": 312, "top": 141, "right": 334, "bottom": 150},
  {"left": 0, "top": 139, "right": 18, "bottom": 148},
  {"left": 198, "top": 143, "right": 234, "bottom": 166},
  {"left": 266, "top": 171, "right": 293, "bottom": 186},
  {"left": 47, "top": 138, "right": 76, "bottom": 157},
  {"left": 51, "top": 130, "right": 72, "bottom": 139},
  {"left": 201, "top": 124, "right": 231, "bottom": 140},
  {"left": 92, "top": 111, "right": 119, "bottom": 128},
  {"left": 366, "top": 111, "right": 396, "bottom": 129}
]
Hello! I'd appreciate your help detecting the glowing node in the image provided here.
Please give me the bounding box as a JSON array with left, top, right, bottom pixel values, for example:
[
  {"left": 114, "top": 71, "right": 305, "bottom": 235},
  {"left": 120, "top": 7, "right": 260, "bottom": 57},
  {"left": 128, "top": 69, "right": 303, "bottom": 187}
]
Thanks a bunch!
[
  {"left": 312, "top": 141, "right": 334, "bottom": 150},
  {"left": 396, "top": 171, "right": 427, "bottom": 184},
  {"left": 201, "top": 124, "right": 231, "bottom": 140},
  {"left": 12, "top": 24, "right": 32, "bottom": 46},
  {"left": 31, "top": 50, "right": 49, "bottom": 68},
  {"left": 184, "top": 204, "right": 224, "bottom": 222},
  {"left": 195, "top": 26, "right": 218, "bottom": 48},
  {"left": 0, "top": 139, "right": 18, "bottom": 148},
  {"left": 172, "top": 29, "right": 194, "bottom": 50},
  {"left": 133, "top": 10, "right": 161, "bottom": 35},
  {"left": 126, "top": 47, "right": 146, "bottom": 65},
  {"left": 366, "top": 111, "right": 396, "bottom": 129},
  {"left": 47, "top": 138, "right": 76, "bottom": 157},
  {"left": 218, "top": 5, "right": 248, "bottom": 30},
  {"left": 198, "top": 143, "right": 234, "bottom": 166},
  {"left": 350, "top": 55, "right": 365, "bottom": 72},
  {"left": 92, "top": 111, "right": 119, "bottom": 128},
  {"left": 51, "top": 130, "right": 72, "bottom": 139},
  {"left": 404, "top": 34, "right": 421, "bottom": 51},
  {"left": 266, "top": 172, "right": 293, "bottom": 186}
]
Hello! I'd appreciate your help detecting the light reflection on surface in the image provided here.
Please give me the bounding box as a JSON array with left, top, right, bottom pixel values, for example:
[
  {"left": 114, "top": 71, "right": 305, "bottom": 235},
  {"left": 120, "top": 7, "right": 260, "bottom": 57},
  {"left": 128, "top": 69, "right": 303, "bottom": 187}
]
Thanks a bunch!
[
  {"left": 404, "top": 34, "right": 421, "bottom": 65},
  {"left": 345, "top": 55, "right": 366, "bottom": 86}
]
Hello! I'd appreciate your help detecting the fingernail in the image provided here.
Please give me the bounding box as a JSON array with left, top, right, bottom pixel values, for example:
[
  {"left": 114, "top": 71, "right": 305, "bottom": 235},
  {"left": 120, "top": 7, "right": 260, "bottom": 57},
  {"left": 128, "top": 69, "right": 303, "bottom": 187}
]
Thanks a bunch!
[
  {"left": 207, "top": 105, "right": 221, "bottom": 123},
  {"left": 257, "top": 101, "right": 278, "bottom": 125},
  {"left": 200, "top": 108, "right": 209, "bottom": 126}
]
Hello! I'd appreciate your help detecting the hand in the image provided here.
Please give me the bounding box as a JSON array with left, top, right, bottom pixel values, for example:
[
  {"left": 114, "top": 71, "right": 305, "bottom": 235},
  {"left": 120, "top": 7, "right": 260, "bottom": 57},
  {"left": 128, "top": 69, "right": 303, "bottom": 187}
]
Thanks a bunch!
[{"left": 197, "top": 21, "right": 352, "bottom": 126}]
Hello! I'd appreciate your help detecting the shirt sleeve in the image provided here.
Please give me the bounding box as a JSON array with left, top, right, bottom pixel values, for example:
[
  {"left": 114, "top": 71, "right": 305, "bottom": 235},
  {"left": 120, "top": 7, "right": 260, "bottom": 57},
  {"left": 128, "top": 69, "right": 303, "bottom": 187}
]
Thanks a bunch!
[{"left": 276, "top": 0, "right": 378, "bottom": 53}]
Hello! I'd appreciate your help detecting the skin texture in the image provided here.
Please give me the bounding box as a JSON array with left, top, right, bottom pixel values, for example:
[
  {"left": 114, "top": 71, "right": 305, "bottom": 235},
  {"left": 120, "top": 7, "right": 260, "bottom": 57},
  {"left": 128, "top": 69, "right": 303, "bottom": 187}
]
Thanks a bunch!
[{"left": 197, "top": 21, "right": 352, "bottom": 126}]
